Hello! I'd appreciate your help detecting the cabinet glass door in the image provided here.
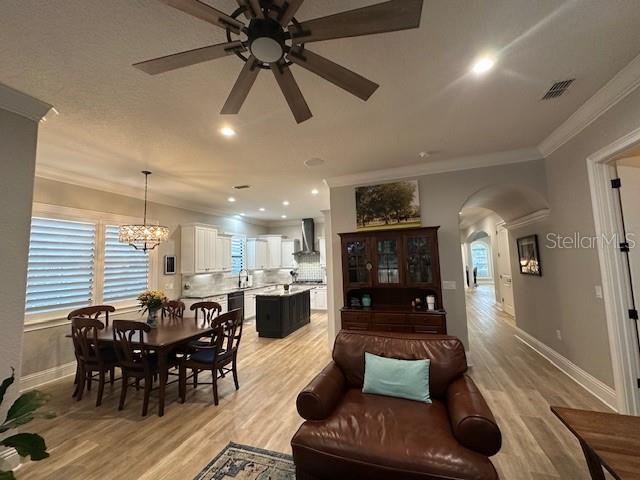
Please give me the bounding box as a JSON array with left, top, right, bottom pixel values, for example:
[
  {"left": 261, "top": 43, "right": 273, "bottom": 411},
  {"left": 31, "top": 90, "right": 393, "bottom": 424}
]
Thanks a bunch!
[
  {"left": 344, "top": 239, "right": 371, "bottom": 286},
  {"left": 376, "top": 238, "right": 401, "bottom": 285},
  {"left": 406, "top": 235, "right": 433, "bottom": 285}
]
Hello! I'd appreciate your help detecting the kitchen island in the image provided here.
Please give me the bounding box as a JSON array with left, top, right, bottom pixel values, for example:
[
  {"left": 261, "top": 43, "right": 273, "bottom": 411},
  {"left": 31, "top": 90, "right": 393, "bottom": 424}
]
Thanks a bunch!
[{"left": 256, "top": 287, "right": 312, "bottom": 338}]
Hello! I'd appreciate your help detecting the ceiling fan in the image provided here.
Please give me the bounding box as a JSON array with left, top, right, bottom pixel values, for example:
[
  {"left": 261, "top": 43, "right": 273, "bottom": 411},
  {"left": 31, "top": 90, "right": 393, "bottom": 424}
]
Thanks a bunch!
[{"left": 134, "top": 0, "right": 424, "bottom": 123}]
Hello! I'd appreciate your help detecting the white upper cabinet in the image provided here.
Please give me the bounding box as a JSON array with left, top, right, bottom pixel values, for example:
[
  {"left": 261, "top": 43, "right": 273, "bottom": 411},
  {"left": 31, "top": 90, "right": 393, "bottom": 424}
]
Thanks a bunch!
[
  {"left": 216, "top": 234, "right": 232, "bottom": 272},
  {"left": 319, "top": 237, "right": 327, "bottom": 267},
  {"left": 247, "top": 238, "right": 268, "bottom": 270},
  {"left": 182, "top": 224, "right": 217, "bottom": 274},
  {"left": 281, "top": 239, "right": 296, "bottom": 269},
  {"left": 259, "top": 235, "right": 283, "bottom": 269}
]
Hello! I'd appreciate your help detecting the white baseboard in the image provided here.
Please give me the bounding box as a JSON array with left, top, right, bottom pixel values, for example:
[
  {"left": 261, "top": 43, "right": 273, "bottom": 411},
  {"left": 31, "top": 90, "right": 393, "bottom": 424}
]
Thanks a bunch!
[
  {"left": 514, "top": 327, "right": 617, "bottom": 411},
  {"left": 20, "top": 362, "right": 76, "bottom": 392},
  {"left": 0, "top": 448, "right": 20, "bottom": 472}
]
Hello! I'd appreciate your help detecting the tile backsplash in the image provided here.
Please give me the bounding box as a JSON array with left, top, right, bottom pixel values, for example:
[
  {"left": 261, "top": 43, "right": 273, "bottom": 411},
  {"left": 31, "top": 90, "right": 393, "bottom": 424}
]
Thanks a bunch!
[{"left": 295, "top": 253, "right": 324, "bottom": 281}]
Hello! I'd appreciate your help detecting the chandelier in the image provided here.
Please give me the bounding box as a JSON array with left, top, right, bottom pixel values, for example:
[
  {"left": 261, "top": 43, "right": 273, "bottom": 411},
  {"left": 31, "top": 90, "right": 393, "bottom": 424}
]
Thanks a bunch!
[{"left": 119, "top": 171, "right": 169, "bottom": 252}]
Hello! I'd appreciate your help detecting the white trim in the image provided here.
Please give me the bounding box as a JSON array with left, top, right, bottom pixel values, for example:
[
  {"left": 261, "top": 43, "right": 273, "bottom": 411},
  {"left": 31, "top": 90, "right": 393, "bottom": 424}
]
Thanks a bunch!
[
  {"left": 0, "top": 82, "right": 52, "bottom": 121},
  {"left": 19, "top": 362, "right": 77, "bottom": 392},
  {"left": 0, "top": 448, "right": 20, "bottom": 472},
  {"left": 586, "top": 126, "right": 640, "bottom": 415},
  {"left": 325, "top": 148, "right": 543, "bottom": 188},
  {"left": 514, "top": 327, "right": 617, "bottom": 411},
  {"left": 539, "top": 53, "right": 640, "bottom": 157},
  {"left": 35, "top": 167, "right": 270, "bottom": 228},
  {"left": 504, "top": 209, "right": 550, "bottom": 230},
  {"left": 23, "top": 306, "right": 141, "bottom": 332}
]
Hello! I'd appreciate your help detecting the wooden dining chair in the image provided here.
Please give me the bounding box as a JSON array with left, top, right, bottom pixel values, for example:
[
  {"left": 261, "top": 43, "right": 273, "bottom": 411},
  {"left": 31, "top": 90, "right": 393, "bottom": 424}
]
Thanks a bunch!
[
  {"left": 179, "top": 309, "right": 243, "bottom": 406},
  {"left": 188, "top": 301, "right": 223, "bottom": 351},
  {"left": 68, "top": 305, "right": 117, "bottom": 396},
  {"left": 70, "top": 317, "right": 118, "bottom": 407},
  {"left": 162, "top": 300, "right": 185, "bottom": 320},
  {"left": 112, "top": 320, "right": 159, "bottom": 416}
]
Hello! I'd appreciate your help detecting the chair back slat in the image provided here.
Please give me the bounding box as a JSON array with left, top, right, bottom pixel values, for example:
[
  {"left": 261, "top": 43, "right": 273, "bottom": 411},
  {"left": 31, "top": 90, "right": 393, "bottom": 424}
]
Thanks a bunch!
[
  {"left": 162, "top": 300, "right": 185, "bottom": 320},
  {"left": 112, "top": 320, "right": 151, "bottom": 371},
  {"left": 190, "top": 301, "right": 222, "bottom": 327},
  {"left": 68, "top": 305, "right": 116, "bottom": 326},
  {"left": 218, "top": 309, "right": 243, "bottom": 356}
]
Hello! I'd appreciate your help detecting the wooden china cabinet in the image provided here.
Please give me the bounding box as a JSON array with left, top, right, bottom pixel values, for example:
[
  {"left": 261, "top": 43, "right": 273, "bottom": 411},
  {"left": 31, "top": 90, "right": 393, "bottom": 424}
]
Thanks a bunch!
[{"left": 340, "top": 226, "right": 446, "bottom": 334}]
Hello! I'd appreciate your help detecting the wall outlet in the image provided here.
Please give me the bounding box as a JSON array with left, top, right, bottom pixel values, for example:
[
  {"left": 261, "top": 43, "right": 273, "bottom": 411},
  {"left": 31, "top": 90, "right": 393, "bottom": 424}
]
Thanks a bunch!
[
  {"left": 556, "top": 329, "right": 562, "bottom": 341},
  {"left": 442, "top": 281, "right": 457, "bottom": 290},
  {"left": 595, "top": 285, "right": 603, "bottom": 299}
]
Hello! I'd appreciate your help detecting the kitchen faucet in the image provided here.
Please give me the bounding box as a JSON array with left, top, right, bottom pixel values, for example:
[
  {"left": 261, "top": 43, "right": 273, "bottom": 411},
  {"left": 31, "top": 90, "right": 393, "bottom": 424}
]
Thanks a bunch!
[{"left": 238, "top": 268, "right": 249, "bottom": 288}]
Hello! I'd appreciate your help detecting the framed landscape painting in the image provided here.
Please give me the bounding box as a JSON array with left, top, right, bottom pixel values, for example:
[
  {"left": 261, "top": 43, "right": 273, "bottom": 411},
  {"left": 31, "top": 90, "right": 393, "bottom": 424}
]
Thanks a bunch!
[{"left": 355, "top": 180, "right": 421, "bottom": 231}]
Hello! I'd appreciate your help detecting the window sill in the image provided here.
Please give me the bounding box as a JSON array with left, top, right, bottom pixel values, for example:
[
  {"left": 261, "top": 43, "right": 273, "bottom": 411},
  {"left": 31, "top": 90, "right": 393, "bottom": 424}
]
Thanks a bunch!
[{"left": 24, "top": 304, "right": 140, "bottom": 332}]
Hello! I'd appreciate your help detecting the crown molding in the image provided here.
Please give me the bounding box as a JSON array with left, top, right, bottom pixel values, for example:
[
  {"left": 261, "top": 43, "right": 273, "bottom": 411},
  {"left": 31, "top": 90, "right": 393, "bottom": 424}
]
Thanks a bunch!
[
  {"left": 0, "top": 83, "right": 52, "bottom": 121},
  {"left": 504, "top": 209, "right": 550, "bottom": 230},
  {"left": 539, "top": 53, "right": 640, "bottom": 157},
  {"left": 324, "top": 147, "right": 543, "bottom": 188},
  {"left": 35, "top": 165, "right": 270, "bottom": 228},
  {"left": 266, "top": 216, "right": 325, "bottom": 228}
]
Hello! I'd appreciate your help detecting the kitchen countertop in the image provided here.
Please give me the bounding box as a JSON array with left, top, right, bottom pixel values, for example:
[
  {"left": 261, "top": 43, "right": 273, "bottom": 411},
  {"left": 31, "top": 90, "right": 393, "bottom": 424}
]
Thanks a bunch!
[
  {"left": 181, "top": 282, "right": 326, "bottom": 300},
  {"left": 256, "top": 286, "right": 316, "bottom": 297}
]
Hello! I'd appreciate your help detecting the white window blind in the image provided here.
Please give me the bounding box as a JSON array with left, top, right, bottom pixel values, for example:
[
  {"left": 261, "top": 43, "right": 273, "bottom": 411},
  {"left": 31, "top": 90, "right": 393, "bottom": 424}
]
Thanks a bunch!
[
  {"left": 25, "top": 218, "right": 96, "bottom": 314},
  {"left": 231, "top": 236, "right": 245, "bottom": 274},
  {"left": 103, "top": 225, "right": 149, "bottom": 302}
]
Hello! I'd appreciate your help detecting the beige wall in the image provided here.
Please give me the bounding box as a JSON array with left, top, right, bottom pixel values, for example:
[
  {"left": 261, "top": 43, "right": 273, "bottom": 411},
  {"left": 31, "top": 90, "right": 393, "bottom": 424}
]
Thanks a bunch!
[
  {"left": 329, "top": 159, "right": 548, "bottom": 350},
  {"left": 1, "top": 108, "right": 38, "bottom": 408},
  {"left": 22, "top": 177, "right": 268, "bottom": 376}
]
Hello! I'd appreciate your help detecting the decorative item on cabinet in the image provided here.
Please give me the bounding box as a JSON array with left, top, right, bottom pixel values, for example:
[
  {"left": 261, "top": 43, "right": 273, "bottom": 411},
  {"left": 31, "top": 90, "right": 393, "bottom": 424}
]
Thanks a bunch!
[{"left": 339, "top": 226, "right": 446, "bottom": 334}]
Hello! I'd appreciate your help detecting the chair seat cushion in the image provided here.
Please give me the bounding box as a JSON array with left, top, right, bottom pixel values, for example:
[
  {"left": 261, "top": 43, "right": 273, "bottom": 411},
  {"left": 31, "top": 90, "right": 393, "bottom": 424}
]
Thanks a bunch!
[
  {"left": 189, "top": 349, "right": 228, "bottom": 364},
  {"left": 291, "top": 389, "right": 498, "bottom": 480}
]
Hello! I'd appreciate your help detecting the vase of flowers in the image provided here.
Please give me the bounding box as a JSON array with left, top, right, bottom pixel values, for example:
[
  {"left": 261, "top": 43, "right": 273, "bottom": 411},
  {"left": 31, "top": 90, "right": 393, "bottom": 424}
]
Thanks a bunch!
[{"left": 138, "top": 289, "right": 166, "bottom": 327}]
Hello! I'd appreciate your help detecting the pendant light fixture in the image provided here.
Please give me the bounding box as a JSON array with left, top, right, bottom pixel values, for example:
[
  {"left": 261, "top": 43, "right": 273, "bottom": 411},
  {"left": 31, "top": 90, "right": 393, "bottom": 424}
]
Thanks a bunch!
[{"left": 119, "top": 171, "right": 169, "bottom": 252}]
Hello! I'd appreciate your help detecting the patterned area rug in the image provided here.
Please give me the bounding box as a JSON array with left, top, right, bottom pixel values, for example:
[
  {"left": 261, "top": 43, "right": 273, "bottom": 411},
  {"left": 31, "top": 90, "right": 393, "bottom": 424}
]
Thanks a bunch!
[{"left": 195, "top": 443, "right": 296, "bottom": 480}]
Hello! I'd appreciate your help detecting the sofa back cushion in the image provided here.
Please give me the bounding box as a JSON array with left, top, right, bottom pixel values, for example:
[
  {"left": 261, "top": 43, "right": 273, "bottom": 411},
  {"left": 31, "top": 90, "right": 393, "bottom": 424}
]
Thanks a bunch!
[{"left": 333, "top": 330, "right": 467, "bottom": 398}]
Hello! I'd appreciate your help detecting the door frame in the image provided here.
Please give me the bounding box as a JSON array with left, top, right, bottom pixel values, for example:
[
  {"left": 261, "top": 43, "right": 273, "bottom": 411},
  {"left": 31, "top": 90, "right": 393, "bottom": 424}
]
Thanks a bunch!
[{"left": 587, "top": 125, "right": 640, "bottom": 414}]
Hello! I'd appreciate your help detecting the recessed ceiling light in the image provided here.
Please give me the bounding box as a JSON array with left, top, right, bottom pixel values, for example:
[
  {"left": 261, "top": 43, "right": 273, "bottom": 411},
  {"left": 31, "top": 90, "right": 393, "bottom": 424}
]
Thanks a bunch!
[
  {"left": 281, "top": 215, "right": 287, "bottom": 219},
  {"left": 282, "top": 201, "right": 290, "bottom": 206},
  {"left": 220, "top": 126, "right": 236, "bottom": 137},
  {"left": 234, "top": 214, "right": 241, "bottom": 219},
  {"left": 311, "top": 189, "right": 319, "bottom": 195},
  {"left": 259, "top": 207, "right": 265, "bottom": 212},
  {"left": 240, "top": 213, "right": 246, "bottom": 216},
  {"left": 228, "top": 197, "right": 236, "bottom": 203},
  {"left": 471, "top": 57, "right": 495, "bottom": 75}
]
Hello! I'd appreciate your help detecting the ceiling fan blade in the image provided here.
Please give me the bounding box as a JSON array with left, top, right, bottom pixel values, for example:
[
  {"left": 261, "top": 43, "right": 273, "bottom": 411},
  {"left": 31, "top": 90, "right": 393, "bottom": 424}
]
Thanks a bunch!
[
  {"left": 133, "top": 41, "right": 244, "bottom": 75},
  {"left": 159, "top": 0, "right": 244, "bottom": 34},
  {"left": 221, "top": 56, "right": 261, "bottom": 114},
  {"left": 288, "top": 48, "right": 379, "bottom": 101},
  {"left": 290, "top": 0, "right": 423, "bottom": 44},
  {"left": 236, "top": 0, "right": 263, "bottom": 19},
  {"left": 271, "top": 63, "right": 312, "bottom": 124},
  {"left": 269, "top": 0, "right": 304, "bottom": 27}
]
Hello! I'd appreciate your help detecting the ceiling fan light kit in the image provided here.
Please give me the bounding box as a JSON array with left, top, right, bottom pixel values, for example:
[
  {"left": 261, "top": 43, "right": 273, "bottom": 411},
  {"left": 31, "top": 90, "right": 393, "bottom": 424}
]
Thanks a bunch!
[{"left": 135, "top": 0, "right": 424, "bottom": 123}]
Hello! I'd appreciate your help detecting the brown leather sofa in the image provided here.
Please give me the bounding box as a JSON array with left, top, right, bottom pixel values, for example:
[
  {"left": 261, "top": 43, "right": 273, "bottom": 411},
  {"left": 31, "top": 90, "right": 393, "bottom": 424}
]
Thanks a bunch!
[{"left": 291, "top": 330, "right": 502, "bottom": 480}]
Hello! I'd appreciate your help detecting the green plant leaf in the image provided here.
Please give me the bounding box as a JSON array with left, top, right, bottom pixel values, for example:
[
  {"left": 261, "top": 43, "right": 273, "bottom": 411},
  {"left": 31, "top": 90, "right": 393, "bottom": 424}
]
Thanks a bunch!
[
  {"left": 0, "top": 469, "right": 17, "bottom": 480},
  {"left": 1, "top": 433, "right": 49, "bottom": 461},
  {"left": 4, "top": 390, "right": 51, "bottom": 427},
  {"left": 0, "top": 368, "right": 15, "bottom": 406}
]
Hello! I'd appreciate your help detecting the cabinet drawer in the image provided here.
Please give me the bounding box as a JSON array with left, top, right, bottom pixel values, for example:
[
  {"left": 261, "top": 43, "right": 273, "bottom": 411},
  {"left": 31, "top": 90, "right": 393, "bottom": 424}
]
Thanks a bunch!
[
  {"left": 371, "top": 312, "right": 407, "bottom": 324},
  {"left": 408, "top": 313, "right": 445, "bottom": 327},
  {"left": 342, "top": 311, "right": 371, "bottom": 323},
  {"left": 373, "top": 323, "right": 413, "bottom": 333},
  {"left": 342, "top": 321, "right": 369, "bottom": 331},
  {"left": 414, "top": 325, "right": 445, "bottom": 334}
]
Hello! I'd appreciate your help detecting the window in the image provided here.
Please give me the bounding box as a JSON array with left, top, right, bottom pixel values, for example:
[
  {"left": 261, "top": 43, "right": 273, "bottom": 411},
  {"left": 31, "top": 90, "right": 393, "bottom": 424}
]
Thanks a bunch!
[
  {"left": 25, "top": 206, "right": 157, "bottom": 323},
  {"left": 26, "top": 218, "right": 96, "bottom": 314},
  {"left": 231, "top": 235, "right": 245, "bottom": 274},
  {"left": 103, "top": 225, "right": 149, "bottom": 302},
  {"left": 471, "top": 241, "right": 491, "bottom": 279}
]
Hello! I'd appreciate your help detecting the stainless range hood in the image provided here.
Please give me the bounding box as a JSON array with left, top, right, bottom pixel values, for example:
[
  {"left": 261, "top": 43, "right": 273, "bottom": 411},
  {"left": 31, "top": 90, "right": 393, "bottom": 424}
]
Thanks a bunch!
[{"left": 295, "top": 218, "right": 317, "bottom": 255}]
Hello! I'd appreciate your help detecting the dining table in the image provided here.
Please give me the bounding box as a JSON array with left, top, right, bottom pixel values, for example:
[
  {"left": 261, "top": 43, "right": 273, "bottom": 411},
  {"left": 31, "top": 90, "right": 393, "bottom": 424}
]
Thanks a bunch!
[{"left": 70, "top": 316, "right": 215, "bottom": 416}]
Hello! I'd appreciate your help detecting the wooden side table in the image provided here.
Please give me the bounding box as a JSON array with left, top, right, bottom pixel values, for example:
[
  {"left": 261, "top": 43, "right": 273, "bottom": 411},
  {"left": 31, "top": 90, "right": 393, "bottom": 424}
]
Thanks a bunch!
[{"left": 551, "top": 406, "right": 640, "bottom": 479}]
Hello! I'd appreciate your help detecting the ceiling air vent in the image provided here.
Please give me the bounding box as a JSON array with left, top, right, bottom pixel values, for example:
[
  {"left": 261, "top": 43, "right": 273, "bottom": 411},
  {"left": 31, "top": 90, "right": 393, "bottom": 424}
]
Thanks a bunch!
[
  {"left": 233, "top": 185, "right": 251, "bottom": 190},
  {"left": 541, "top": 79, "right": 575, "bottom": 100}
]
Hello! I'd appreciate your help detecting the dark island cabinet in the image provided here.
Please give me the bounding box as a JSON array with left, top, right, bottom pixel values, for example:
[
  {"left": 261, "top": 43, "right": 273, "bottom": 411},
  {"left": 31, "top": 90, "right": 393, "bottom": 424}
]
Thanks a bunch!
[
  {"left": 339, "top": 227, "right": 446, "bottom": 335},
  {"left": 256, "top": 289, "right": 311, "bottom": 338}
]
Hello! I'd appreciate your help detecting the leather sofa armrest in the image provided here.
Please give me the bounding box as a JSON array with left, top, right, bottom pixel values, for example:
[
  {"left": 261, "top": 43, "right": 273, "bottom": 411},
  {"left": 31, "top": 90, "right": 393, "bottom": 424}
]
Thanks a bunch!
[
  {"left": 447, "top": 375, "right": 502, "bottom": 456},
  {"left": 296, "top": 362, "right": 346, "bottom": 421}
]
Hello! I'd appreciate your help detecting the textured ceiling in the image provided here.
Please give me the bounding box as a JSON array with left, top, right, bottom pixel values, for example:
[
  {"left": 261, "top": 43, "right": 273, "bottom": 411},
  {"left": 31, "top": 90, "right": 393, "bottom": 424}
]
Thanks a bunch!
[{"left": 2, "top": 0, "right": 640, "bottom": 220}]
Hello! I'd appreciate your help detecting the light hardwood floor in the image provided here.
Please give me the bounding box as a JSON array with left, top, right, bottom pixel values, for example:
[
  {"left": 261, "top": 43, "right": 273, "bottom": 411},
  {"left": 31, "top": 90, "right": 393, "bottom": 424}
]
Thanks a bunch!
[{"left": 17, "top": 288, "right": 610, "bottom": 479}]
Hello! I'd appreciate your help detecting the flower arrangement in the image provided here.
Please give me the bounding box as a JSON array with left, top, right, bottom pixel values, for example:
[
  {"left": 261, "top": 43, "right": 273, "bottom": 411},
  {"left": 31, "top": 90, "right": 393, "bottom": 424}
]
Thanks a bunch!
[{"left": 137, "top": 289, "right": 167, "bottom": 314}]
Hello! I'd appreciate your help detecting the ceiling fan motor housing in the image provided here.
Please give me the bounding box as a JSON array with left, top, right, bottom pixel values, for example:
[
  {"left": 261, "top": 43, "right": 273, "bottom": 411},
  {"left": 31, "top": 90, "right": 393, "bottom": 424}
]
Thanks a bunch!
[{"left": 248, "top": 18, "right": 287, "bottom": 63}]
